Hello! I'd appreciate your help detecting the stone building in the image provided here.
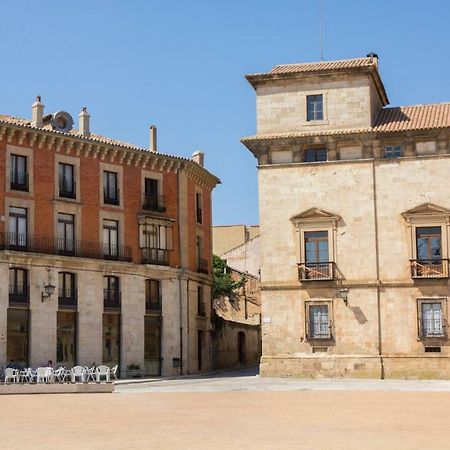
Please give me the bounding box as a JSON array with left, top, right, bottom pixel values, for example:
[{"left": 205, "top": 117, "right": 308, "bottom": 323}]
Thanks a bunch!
[
  {"left": 242, "top": 55, "right": 450, "bottom": 379},
  {"left": 213, "top": 224, "right": 259, "bottom": 257},
  {"left": 0, "top": 98, "right": 219, "bottom": 376}
]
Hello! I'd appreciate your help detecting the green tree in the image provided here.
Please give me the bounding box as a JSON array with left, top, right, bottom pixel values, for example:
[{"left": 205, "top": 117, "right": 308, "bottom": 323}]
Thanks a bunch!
[{"left": 212, "top": 254, "right": 244, "bottom": 298}]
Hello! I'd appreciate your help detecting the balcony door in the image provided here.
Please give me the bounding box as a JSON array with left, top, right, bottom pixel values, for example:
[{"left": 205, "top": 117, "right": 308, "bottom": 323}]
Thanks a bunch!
[
  {"left": 416, "top": 227, "right": 441, "bottom": 261},
  {"left": 8, "top": 207, "right": 27, "bottom": 248},
  {"left": 304, "top": 231, "right": 329, "bottom": 279},
  {"left": 103, "top": 220, "right": 119, "bottom": 259},
  {"left": 57, "top": 213, "right": 75, "bottom": 255}
]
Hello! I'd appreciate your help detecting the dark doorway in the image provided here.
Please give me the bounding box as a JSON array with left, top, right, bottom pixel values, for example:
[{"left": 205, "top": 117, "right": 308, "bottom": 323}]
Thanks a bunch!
[
  {"left": 197, "top": 330, "right": 203, "bottom": 371},
  {"left": 238, "top": 331, "right": 246, "bottom": 364}
]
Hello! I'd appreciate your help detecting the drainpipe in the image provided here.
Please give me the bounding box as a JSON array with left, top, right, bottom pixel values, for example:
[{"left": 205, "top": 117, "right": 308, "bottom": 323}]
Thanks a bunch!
[
  {"left": 372, "top": 159, "right": 385, "bottom": 379},
  {"left": 177, "top": 171, "right": 184, "bottom": 376}
]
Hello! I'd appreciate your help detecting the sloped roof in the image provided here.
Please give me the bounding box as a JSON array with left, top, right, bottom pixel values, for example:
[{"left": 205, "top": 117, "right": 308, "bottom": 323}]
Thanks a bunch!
[{"left": 373, "top": 103, "right": 450, "bottom": 133}]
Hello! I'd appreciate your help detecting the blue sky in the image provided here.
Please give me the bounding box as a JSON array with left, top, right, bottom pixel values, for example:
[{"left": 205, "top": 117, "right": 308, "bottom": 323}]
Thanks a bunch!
[{"left": 1, "top": 0, "right": 449, "bottom": 225}]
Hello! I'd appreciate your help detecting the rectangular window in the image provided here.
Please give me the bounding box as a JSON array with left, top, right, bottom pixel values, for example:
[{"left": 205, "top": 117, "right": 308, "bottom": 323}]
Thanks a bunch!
[
  {"left": 58, "top": 163, "right": 75, "bottom": 198},
  {"left": 384, "top": 145, "right": 403, "bottom": 158},
  {"left": 9, "top": 268, "right": 28, "bottom": 304},
  {"left": 57, "top": 213, "right": 75, "bottom": 255},
  {"left": 103, "top": 219, "right": 119, "bottom": 259},
  {"left": 421, "top": 302, "right": 445, "bottom": 338},
  {"left": 196, "top": 236, "right": 208, "bottom": 273},
  {"left": 58, "top": 272, "right": 77, "bottom": 308},
  {"left": 306, "top": 94, "right": 323, "bottom": 121},
  {"left": 102, "top": 313, "right": 120, "bottom": 368},
  {"left": 103, "top": 171, "right": 119, "bottom": 205},
  {"left": 144, "top": 316, "right": 161, "bottom": 376},
  {"left": 8, "top": 207, "right": 27, "bottom": 248},
  {"left": 303, "top": 231, "right": 331, "bottom": 279},
  {"left": 416, "top": 227, "right": 442, "bottom": 261},
  {"left": 196, "top": 193, "right": 203, "bottom": 224},
  {"left": 7, "top": 308, "right": 29, "bottom": 368},
  {"left": 308, "top": 304, "right": 331, "bottom": 339},
  {"left": 197, "top": 285, "right": 206, "bottom": 317},
  {"left": 305, "top": 148, "right": 327, "bottom": 162},
  {"left": 104, "top": 276, "right": 120, "bottom": 309},
  {"left": 144, "top": 178, "right": 164, "bottom": 211},
  {"left": 140, "top": 223, "right": 172, "bottom": 265},
  {"left": 10, "top": 154, "right": 28, "bottom": 191},
  {"left": 145, "top": 279, "right": 161, "bottom": 311},
  {"left": 56, "top": 311, "right": 77, "bottom": 367}
]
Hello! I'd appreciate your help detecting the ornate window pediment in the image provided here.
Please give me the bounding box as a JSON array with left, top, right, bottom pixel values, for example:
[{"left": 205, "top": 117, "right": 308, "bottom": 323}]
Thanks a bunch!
[
  {"left": 402, "top": 203, "right": 450, "bottom": 223},
  {"left": 291, "top": 207, "right": 340, "bottom": 228}
]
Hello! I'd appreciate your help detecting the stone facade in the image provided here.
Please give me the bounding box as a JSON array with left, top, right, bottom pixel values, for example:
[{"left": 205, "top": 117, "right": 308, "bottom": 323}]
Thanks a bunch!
[
  {"left": 0, "top": 102, "right": 219, "bottom": 376},
  {"left": 242, "top": 56, "right": 450, "bottom": 379}
]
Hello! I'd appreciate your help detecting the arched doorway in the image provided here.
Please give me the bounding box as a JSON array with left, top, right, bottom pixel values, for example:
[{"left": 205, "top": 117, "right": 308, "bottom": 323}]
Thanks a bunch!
[{"left": 238, "top": 331, "right": 246, "bottom": 364}]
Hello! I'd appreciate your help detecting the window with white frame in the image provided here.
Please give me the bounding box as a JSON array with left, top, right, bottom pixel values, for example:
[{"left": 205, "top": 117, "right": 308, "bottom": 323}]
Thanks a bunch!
[
  {"left": 306, "top": 95, "right": 323, "bottom": 121},
  {"left": 419, "top": 300, "right": 447, "bottom": 338},
  {"left": 384, "top": 145, "right": 403, "bottom": 158},
  {"left": 306, "top": 303, "right": 332, "bottom": 340},
  {"left": 139, "top": 219, "right": 173, "bottom": 265}
]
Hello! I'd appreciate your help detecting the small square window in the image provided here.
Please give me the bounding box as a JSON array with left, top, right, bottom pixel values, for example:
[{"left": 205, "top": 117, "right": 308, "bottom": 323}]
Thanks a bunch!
[
  {"left": 305, "top": 148, "right": 327, "bottom": 163},
  {"left": 306, "top": 95, "right": 323, "bottom": 121},
  {"left": 384, "top": 145, "right": 403, "bottom": 158}
]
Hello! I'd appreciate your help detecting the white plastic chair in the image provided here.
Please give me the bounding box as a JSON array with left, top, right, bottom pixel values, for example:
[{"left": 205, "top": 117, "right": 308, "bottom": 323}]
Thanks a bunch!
[
  {"left": 19, "top": 368, "right": 34, "bottom": 383},
  {"left": 4, "top": 368, "right": 18, "bottom": 384},
  {"left": 71, "top": 366, "right": 85, "bottom": 383},
  {"left": 36, "top": 367, "right": 51, "bottom": 383},
  {"left": 110, "top": 365, "right": 118, "bottom": 380},
  {"left": 95, "top": 365, "right": 110, "bottom": 383},
  {"left": 53, "top": 367, "right": 65, "bottom": 383},
  {"left": 85, "top": 366, "right": 96, "bottom": 382}
]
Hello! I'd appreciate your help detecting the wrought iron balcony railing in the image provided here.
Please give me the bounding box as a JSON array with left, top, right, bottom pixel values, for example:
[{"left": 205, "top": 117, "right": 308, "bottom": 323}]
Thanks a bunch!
[
  {"left": 142, "top": 194, "right": 166, "bottom": 213},
  {"left": 10, "top": 171, "right": 29, "bottom": 191},
  {"left": 418, "top": 318, "right": 448, "bottom": 339},
  {"left": 410, "top": 259, "right": 449, "bottom": 279},
  {"left": 103, "top": 289, "right": 121, "bottom": 309},
  {"left": 146, "top": 295, "right": 162, "bottom": 312},
  {"left": 298, "top": 262, "right": 335, "bottom": 281},
  {"left": 103, "top": 188, "right": 120, "bottom": 205},
  {"left": 141, "top": 248, "right": 170, "bottom": 266},
  {"left": 58, "top": 288, "right": 78, "bottom": 308},
  {"left": 59, "top": 177, "right": 76, "bottom": 199},
  {"left": 9, "top": 283, "right": 29, "bottom": 304},
  {"left": 0, "top": 232, "right": 132, "bottom": 262},
  {"left": 197, "top": 258, "right": 209, "bottom": 275}
]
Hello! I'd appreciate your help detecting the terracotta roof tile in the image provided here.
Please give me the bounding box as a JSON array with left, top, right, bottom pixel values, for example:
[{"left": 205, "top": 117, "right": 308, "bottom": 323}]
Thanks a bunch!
[
  {"left": 373, "top": 103, "right": 450, "bottom": 132},
  {"left": 270, "top": 57, "right": 376, "bottom": 75}
]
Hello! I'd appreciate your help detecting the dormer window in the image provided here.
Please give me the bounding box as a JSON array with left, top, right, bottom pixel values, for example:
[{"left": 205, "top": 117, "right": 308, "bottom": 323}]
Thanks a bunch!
[
  {"left": 306, "top": 94, "right": 323, "bottom": 121},
  {"left": 305, "top": 148, "right": 327, "bottom": 162},
  {"left": 384, "top": 145, "right": 403, "bottom": 158}
]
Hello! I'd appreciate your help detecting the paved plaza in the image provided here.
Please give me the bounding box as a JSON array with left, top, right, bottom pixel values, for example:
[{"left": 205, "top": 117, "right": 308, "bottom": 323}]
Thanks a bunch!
[{"left": 2, "top": 367, "right": 450, "bottom": 449}]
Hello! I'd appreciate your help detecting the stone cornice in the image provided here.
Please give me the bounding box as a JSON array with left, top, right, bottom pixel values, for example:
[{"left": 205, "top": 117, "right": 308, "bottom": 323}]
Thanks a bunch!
[{"left": 0, "top": 121, "right": 220, "bottom": 191}]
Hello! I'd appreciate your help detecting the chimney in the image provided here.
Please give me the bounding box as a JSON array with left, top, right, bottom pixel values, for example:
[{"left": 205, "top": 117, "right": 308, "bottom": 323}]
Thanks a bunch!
[
  {"left": 149, "top": 125, "right": 157, "bottom": 152},
  {"left": 31, "top": 96, "right": 44, "bottom": 127},
  {"left": 78, "top": 107, "right": 90, "bottom": 137},
  {"left": 192, "top": 150, "right": 204, "bottom": 167}
]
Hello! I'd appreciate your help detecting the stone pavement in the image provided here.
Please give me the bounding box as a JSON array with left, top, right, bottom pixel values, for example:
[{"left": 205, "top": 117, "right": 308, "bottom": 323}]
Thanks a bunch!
[{"left": 2, "top": 367, "right": 450, "bottom": 449}]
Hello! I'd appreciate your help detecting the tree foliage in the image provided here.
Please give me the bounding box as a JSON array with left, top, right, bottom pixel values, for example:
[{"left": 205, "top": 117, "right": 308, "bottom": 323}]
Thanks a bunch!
[{"left": 212, "top": 254, "right": 245, "bottom": 298}]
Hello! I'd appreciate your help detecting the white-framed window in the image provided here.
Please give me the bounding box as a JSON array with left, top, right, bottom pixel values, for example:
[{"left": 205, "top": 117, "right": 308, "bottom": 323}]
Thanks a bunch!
[
  {"left": 418, "top": 299, "right": 447, "bottom": 339},
  {"left": 306, "top": 94, "right": 323, "bottom": 121},
  {"left": 305, "top": 301, "right": 332, "bottom": 340},
  {"left": 384, "top": 145, "right": 403, "bottom": 158}
]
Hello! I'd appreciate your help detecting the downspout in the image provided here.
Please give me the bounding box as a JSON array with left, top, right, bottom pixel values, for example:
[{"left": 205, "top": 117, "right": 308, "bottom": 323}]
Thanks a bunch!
[
  {"left": 372, "top": 159, "right": 384, "bottom": 379},
  {"left": 177, "top": 171, "right": 184, "bottom": 376}
]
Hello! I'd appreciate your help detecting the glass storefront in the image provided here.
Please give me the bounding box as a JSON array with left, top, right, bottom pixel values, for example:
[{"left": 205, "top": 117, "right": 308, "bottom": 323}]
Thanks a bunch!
[
  {"left": 144, "top": 316, "right": 161, "bottom": 376},
  {"left": 56, "top": 311, "right": 77, "bottom": 366},
  {"left": 7, "top": 308, "right": 29, "bottom": 368},
  {"left": 103, "top": 313, "right": 120, "bottom": 368}
]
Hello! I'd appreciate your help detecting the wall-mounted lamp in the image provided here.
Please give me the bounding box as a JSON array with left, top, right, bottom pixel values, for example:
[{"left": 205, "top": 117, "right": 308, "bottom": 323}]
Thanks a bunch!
[
  {"left": 41, "top": 268, "right": 55, "bottom": 302},
  {"left": 339, "top": 288, "right": 349, "bottom": 306}
]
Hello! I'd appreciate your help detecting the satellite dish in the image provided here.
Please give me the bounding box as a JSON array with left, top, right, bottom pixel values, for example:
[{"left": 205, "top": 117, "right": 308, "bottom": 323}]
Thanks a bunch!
[{"left": 50, "top": 111, "right": 74, "bottom": 132}]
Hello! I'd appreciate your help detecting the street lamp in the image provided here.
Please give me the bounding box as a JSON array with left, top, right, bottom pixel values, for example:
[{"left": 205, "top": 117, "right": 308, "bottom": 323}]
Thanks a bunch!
[
  {"left": 41, "top": 267, "right": 55, "bottom": 302},
  {"left": 339, "top": 288, "right": 349, "bottom": 306}
]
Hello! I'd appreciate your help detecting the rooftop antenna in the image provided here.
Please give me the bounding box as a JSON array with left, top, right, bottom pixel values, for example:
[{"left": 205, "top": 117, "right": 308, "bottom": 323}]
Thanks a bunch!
[{"left": 319, "top": 0, "right": 324, "bottom": 61}]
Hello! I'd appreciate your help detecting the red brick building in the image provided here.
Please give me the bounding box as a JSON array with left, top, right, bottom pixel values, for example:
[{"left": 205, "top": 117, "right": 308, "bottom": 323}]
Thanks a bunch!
[{"left": 0, "top": 98, "right": 219, "bottom": 376}]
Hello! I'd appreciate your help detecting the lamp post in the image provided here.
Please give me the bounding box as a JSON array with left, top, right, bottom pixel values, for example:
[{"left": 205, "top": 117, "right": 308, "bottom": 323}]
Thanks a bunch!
[{"left": 339, "top": 288, "right": 349, "bottom": 306}]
